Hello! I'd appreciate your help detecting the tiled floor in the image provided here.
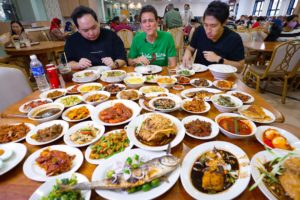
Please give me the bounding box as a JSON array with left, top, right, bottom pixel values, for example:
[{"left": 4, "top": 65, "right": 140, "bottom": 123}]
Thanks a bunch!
[{"left": 260, "top": 92, "right": 300, "bottom": 129}]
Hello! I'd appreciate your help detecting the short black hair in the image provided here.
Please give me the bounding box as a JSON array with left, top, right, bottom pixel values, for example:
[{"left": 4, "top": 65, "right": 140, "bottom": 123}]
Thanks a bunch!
[
  {"left": 71, "top": 6, "right": 98, "bottom": 28},
  {"left": 203, "top": 1, "right": 229, "bottom": 24},
  {"left": 140, "top": 5, "right": 158, "bottom": 20},
  {"left": 10, "top": 21, "right": 25, "bottom": 35}
]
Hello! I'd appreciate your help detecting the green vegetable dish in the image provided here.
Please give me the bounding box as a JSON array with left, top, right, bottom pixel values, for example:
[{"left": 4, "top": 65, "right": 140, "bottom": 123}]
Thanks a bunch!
[
  {"left": 89, "top": 129, "right": 130, "bottom": 159},
  {"left": 178, "top": 70, "right": 191, "bottom": 76},
  {"left": 216, "top": 95, "right": 236, "bottom": 107},
  {"left": 59, "top": 96, "right": 81, "bottom": 107},
  {"left": 41, "top": 174, "right": 84, "bottom": 200}
]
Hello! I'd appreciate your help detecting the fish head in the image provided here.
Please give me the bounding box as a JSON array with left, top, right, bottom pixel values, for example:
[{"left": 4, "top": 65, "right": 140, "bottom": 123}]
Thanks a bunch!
[{"left": 159, "top": 155, "right": 180, "bottom": 167}]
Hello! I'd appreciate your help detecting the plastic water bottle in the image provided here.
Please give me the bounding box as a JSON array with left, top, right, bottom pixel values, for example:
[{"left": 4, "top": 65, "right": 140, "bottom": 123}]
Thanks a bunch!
[{"left": 29, "top": 55, "right": 50, "bottom": 92}]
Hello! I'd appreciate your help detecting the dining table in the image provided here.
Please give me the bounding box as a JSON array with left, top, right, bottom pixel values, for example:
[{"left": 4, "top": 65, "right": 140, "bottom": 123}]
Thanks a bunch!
[
  {"left": 243, "top": 41, "right": 284, "bottom": 52},
  {"left": 4, "top": 41, "right": 65, "bottom": 66},
  {"left": 0, "top": 66, "right": 293, "bottom": 200}
]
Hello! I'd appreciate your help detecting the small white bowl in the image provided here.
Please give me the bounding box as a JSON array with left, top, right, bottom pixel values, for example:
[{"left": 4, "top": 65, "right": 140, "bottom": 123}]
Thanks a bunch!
[
  {"left": 77, "top": 82, "right": 103, "bottom": 94},
  {"left": 215, "top": 113, "right": 257, "bottom": 139},
  {"left": 62, "top": 104, "right": 93, "bottom": 122},
  {"left": 211, "top": 94, "right": 243, "bottom": 113},
  {"left": 123, "top": 76, "right": 146, "bottom": 88},
  {"left": 28, "top": 103, "right": 64, "bottom": 123},
  {"left": 54, "top": 95, "right": 83, "bottom": 108},
  {"left": 116, "top": 89, "right": 141, "bottom": 101},
  {"left": 176, "top": 69, "right": 195, "bottom": 77},
  {"left": 156, "top": 76, "right": 177, "bottom": 88},
  {"left": 39, "top": 89, "right": 67, "bottom": 100},
  {"left": 208, "top": 64, "right": 237, "bottom": 80},
  {"left": 82, "top": 91, "right": 111, "bottom": 106}
]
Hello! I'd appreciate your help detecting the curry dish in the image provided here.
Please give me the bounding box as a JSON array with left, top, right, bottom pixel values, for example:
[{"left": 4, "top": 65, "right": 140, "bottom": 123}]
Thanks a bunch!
[
  {"left": 99, "top": 103, "right": 132, "bottom": 124},
  {"left": 0, "top": 123, "right": 30, "bottom": 143},
  {"left": 136, "top": 114, "right": 177, "bottom": 146},
  {"left": 35, "top": 149, "right": 75, "bottom": 176}
]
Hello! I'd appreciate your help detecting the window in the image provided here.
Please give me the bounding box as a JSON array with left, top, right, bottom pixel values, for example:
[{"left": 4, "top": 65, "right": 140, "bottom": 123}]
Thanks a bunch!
[
  {"left": 287, "top": 0, "right": 298, "bottom": 15},
  {"left": 267, "top": 0, "right": 282, "bottom": 16},
  {"left": 252, "top": 0, "right": 265, "bottom": 16}
]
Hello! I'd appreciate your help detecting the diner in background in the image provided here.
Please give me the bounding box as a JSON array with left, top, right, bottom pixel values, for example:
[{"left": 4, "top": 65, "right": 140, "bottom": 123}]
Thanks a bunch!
[
  {"left": 64, "top": 6, "right": 126, "bottom": 70},
  {"left": 182, "top": 1, "right": 244, "bottom": 72},
  {"left": 163, "top": 4, "right": 183, "bottom": 30},
  {"left": 128, "top": 5, "right": 177, "bottom": 67},
  {"left": 114, "top": 15, "right": 132, "bottom": 32},
  {"left": 181, "top": 3, "right": 193, "bottom": 27},
  {"left": 1, "top": 21, "right": 31, "bottom": 46},
  {"left": 49, "top": 18, "right": 69, "bottom": 41}
]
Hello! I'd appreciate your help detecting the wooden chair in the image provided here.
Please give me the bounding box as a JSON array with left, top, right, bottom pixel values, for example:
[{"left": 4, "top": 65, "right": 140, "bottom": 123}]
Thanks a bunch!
[
  {"left": 244, "top": 40, "right": 300, "bottom": 103},
  {"left": 168, "top": 27, "right": 184, "bottom": 63},
  {"left": 117, "top": 29, "right": 134, "bottom": 50}
]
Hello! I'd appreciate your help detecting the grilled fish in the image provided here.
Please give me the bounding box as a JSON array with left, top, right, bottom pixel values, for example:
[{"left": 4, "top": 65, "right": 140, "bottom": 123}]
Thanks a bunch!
[{"left": 61, "top": 154, "right": 180, "bottom": 191}]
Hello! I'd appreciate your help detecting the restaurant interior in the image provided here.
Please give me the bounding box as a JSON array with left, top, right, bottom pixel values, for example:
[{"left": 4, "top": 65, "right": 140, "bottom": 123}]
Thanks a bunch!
[{"left": 0, "top": 0, "right": 300, "bottom": 199}]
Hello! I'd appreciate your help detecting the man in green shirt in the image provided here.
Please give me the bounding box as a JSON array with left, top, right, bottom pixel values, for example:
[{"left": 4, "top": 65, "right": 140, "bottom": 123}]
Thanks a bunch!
[
  {"left": 128, "top": 5, "right": 177, "bottom": 67},
  {"left": 163, "top": 4, "right": 183, "bottom": 30}
]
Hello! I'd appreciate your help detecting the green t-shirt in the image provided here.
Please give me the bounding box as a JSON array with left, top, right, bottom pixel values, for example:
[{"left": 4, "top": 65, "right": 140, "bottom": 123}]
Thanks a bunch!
[{"left": 128, "top": 31, "right": 176, "bottom": 66}]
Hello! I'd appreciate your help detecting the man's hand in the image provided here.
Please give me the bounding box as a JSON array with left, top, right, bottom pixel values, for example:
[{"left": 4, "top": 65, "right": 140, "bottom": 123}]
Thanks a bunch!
[
  {"left": 101, "top": 57, "right": 114, "bottom": 67},
  {"left": 134, "top": 56, "right": 150, "bottom": 65},
  {"left": 78, "top": 58, "right": 92, "bottom": 69},
  {"left": 203, "top": 51, "right": 221, "bottom": 63},
  {"left": 181, "top": 54, "right": 192, "bottom": 69}
]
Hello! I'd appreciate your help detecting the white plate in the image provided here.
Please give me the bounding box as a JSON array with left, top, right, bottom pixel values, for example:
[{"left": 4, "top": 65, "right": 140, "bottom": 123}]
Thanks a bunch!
[
  {"left": 19, "top": 98, "right": 53, "bottom": 113},
  {"left": 250, "top": 150, "right": 295, "bottom": 200},
  {"left": 144, "top": 74, "right": 161, "bottom": 83},
  {"left": 192, "top": 63, "right": 208, "bottom": 72},
  {"left": 176, "top": 69, "right": 195, "bottom": 77},
  {"left": 181, "top": 115, "right": 219, "bottom": 140},
  {"left": 92, "top": 148, "right": 180, "bottom": 200},
  {"left": 126, "top": 112, "right": 185, "bottom": 151},
  {"left": 134, "top": 65, "right": 162, "bottom": 74},
  {"left": 82, "top": 91, "right": 111, "bottom": 106},
  {"left": 91, "top": 100, "right": 141, "bottom": 126},
  {"left": 255, "top": 126, "right": 300, "bottom": 150},
  {"left": 126, "top": 72, "right": 143, "bottom": 77},
  {"left": 149, "top": 96, "right": 181, "bottom": 113},
  {"left": 227, "top": 91, "right": 255, "bottom": 104},
  {"left": 0, "top": 123, "right": 35, "bottom": 144},
  {"left": 87, "top": 65, "right": 111, "bottom": 74},
  {"left": 181, "top": 98, "right": 211, "bottom": 114},
  {"left": 103, "top": 83, "right": 126, "bottom": 94},
  {"left": 39, "top": 89, "right": 67, "bottom": 100},
  {"left": 116, "top": 89, "right": 141, "bottom": 101},
  {"left": 54, "top": 95, "right": 83, "bottom": 107},
  {"left": 73, "top": 70, "right": 100, "bottom": 83},
  {"left": 85, "top": 129, "right": 134, "bottom": 165},
  {"left": 139, "top": 86, "right": 168, "bottom": 94},
  {"left": 101, "top": 70, "right": 127, "bottom": 83},
  {"left": 190, "top": 78, "right": 212, "bottom": 88},
  {"left": 29, "top": 173, "right": 91, "bottom": 200},
  {"left": 62, "top": 104, "right": 94, "bottom": 122},
  {"left": 66, "top": 84, "right": 81, "bottom": 94},
  {"left": 139, "top": 92, "right": 181, "bottom": 112},
  {"left": 180, "top": 88, "right": 222, "bottom": 101},
  {"left": 213, "top": 80, "right": 237, "bottom": 90},
  {"left": 77, "top": 82, "right": 103, "bottom": 94},
  {"left": 23, "top": 145, "right": 83, "bottom": 182},
  {"left": 238, "top": 105, "right": 276, "bottom": 124},
  {"left": 0, "top": 143, "right": 27, "bottom": 175},
  {"left": 181, "top": 141, "right": 250, "bottom": 200},
  {"left": 64, "top": 121, "right": 105, "bottom": 147},
  {"left": 26, "top": 120, "right": 69, "bottom": 146}
]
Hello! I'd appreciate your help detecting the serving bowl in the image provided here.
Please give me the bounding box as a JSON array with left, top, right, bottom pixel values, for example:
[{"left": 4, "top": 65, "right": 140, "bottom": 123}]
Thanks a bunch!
[
  {"left": 82, "top": 91, "right": 111, "bottom": 106},
  {"left": 101, "top": 70, "right": 126, "bottom": 83},
  {"left": 211, "top": 94, "right": 243, "bottom": 112},
  {"left": 123, "top": 76, "right": 146, "bottom": 88},
  {"left": 156, "top": 76, "right": 177, "bottom": 88},
  {"left": 28, "top": 103, "right": 64, "bottom": 123},
  {"left": 208, "top": 64, "right": 237, "bottom": 80},
  {"left": 215, "top": 113, "right": 257, "bottom": 139}
]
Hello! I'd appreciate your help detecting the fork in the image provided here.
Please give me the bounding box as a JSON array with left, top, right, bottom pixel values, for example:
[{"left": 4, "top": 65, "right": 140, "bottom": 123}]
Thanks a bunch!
[{"left": 148, "top": 53, "right": 157, "bottom": 74}]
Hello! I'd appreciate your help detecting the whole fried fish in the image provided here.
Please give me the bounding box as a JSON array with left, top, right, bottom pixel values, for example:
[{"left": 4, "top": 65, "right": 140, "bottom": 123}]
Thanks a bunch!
[{"left": 61, "top": 154, "right": 180, "bottom": 191}]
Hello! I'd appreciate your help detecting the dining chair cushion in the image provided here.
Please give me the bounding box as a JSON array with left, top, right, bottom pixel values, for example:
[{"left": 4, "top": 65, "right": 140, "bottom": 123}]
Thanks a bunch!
[{"left": 0, "top": 66, "right": 32, "bottom": 111}]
